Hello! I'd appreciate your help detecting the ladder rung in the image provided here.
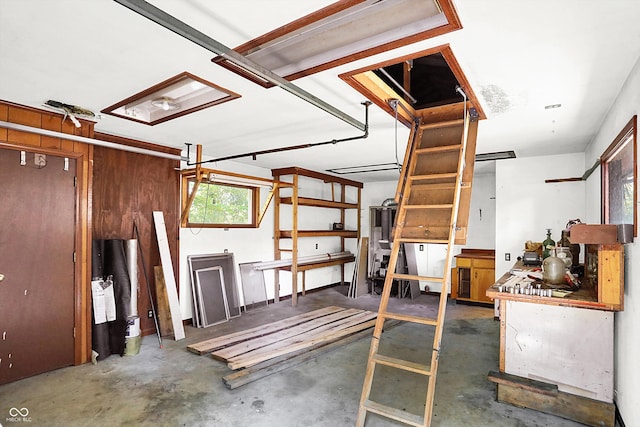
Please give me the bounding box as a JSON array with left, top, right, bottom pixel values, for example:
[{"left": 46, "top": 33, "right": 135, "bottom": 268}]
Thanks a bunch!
[
  {"left": 363, "top": 399, "right": 425, "bottom": 427},
  {"left": 416, "top": 144, "right": 461, "bottom": 154},
  {"left": 391, "top": 273, "right": 444, "bottom": 283},
  {"left": 397, "top": 237, "right": 448, "bottom": 244},
  {"left": 381, "top": 311, "right": 438, "bottom": 326},
  {"left": 373, "top": 354, "right": 432, "bottom": 376},
  {"left": 403, "top": 204, "right": 453, "bottom": 210},
  {"left": 420, "top": 118, "right": 464, "bottom": 130},
  {"left": 409, "top": 173, "right": 458, "bottom": 181},
  {"left": 410, "top": 183, "right": 457, "bottom": 190}
]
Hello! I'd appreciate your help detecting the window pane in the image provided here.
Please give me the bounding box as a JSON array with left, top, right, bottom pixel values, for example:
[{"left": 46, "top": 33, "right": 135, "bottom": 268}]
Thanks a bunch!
[
  {"left": 188, "top": 181, "right": 252, "bottom": 225},
  {"left": 605, "top": 135, "right": 634, "bottom": 225}
]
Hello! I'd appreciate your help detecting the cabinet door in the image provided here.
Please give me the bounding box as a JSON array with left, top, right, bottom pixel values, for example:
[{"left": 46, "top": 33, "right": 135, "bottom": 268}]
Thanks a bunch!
[{"left": 471, "top": 268, "right": 495, "bottom": 302}]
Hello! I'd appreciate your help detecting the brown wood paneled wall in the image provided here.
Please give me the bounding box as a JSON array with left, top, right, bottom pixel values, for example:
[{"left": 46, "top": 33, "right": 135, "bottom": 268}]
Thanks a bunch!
[
  {"left": 92, "top": 132, "right": 181, "bottom": 336},
  {"left": 1, "top": 99, "right": 182, "bottom": 362}
]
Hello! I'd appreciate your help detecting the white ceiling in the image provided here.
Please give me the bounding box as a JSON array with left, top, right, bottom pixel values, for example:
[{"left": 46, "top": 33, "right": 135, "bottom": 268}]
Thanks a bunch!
[{"left": 2, "top": 0, "right": 640, "bottom": 182}]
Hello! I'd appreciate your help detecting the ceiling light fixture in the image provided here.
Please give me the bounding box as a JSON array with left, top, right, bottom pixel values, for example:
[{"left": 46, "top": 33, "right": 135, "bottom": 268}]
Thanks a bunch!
[
  {"left": 102, "top": 71, "right": 240, "bottom": 126},
  {"left": 151, "top": 96, "right": 180, "bottom": 111},
  {"left": 475, "top": 151, "right": 516, "bottom": 162}
]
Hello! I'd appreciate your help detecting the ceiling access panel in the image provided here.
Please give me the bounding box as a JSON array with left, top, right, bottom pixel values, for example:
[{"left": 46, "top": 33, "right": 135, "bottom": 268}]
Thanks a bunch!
[{"left": 213, "top": 0, "right": 462, "bottom": 85}]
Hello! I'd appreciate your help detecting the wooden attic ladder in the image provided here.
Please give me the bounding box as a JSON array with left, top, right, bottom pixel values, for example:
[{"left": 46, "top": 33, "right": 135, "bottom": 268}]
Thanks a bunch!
[{"left": 356, "top": 109, "right": 475, "bottom": 427}]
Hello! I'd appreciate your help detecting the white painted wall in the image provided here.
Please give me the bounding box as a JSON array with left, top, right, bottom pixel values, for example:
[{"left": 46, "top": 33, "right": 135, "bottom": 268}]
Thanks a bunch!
[
  {"left": 583, "top": 54, "right": 640, "bottom": 426},
  {"left": 464, "top": 171, "right": 496, "bottom": 250},
  {"left": 494, "top": 153, "right": 586, "bottom": 276}
]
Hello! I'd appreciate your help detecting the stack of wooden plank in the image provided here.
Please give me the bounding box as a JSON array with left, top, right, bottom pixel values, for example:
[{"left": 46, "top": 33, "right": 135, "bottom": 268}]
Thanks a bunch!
[{"left": 187, "top": 306, "right": 379, "bottom": 389}]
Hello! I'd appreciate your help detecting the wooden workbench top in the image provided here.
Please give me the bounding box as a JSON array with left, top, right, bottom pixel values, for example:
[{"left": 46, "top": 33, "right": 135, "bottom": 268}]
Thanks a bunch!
[{"left": 486, "top": 262, "right": 618, "bottom": 311}]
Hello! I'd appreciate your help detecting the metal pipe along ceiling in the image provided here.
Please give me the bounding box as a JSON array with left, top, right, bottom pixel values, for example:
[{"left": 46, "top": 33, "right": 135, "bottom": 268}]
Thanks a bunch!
[
  {"left": 0, "top": 121, "right": 183, "bottom": 161},
  {"left": 113, "top": 0, "right": 366, "bottom": 132}
]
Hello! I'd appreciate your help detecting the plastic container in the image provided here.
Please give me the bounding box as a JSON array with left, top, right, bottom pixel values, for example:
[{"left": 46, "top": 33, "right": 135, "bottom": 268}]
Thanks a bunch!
[
  {"left": 125, "top": 316, "right": 141, "bottom": 356},
  {"left": 542, "top": 252, "right": 566, "bottom": 285}
]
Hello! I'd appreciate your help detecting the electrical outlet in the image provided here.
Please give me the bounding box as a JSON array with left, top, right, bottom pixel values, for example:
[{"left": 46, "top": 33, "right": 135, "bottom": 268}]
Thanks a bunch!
[
  {"left": 315, "top": 243, "right": 318, "bottom": 249},
  {"left": 419, "top": 244, "right": 424, "bottom": 251},
  {"left": 505, "top": 253, "right": 511, "bottom": 261},
  {"left": 147, "top": 310, "right": 153, "bottom": 318}
]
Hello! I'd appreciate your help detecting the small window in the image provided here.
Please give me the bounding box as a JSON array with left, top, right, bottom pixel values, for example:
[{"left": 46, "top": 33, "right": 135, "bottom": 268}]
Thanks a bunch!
[
  {"left": 602, "top": 115, "right": 637, "bottom": 237},
  {"left": 184, "top": 179, "right": 258, "bottom": 228}
]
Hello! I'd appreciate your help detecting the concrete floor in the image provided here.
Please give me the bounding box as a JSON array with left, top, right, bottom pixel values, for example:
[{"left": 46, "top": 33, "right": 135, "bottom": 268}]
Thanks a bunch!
[{"left": 0, "top": 286, "right": 589, "bottom": 427}]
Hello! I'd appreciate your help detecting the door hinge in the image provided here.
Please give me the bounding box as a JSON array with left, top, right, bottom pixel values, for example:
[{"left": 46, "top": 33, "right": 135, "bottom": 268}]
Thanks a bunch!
[
  {"left": 73, "top": 327, "right": 76, "bottom": 338},
  {"left": 74, "top": 176, "right": 77, "bottom": 187},
  {"left": 73, "top": 252, "right": 76, "bottom": 263}
]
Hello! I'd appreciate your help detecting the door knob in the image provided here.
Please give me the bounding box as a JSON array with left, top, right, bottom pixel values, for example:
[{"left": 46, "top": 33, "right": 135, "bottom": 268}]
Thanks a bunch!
[{"left": 0, "top": 274, "right": 4, "bottom": 282}]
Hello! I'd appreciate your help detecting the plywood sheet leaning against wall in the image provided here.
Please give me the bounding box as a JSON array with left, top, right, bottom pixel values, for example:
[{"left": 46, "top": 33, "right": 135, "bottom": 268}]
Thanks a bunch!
[{"left": 153, "top": 211, "right": 185, "bottom": 340}]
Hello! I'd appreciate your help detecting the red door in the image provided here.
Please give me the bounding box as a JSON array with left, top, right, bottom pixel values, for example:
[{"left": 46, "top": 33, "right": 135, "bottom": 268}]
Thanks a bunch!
[{"left": 0, "top": 147, "right": 76, "bottom": 384}]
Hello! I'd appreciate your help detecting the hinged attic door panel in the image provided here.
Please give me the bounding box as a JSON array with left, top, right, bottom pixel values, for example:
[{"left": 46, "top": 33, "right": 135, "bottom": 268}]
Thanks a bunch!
[{"left": 0, "top": 147, "right": 76, "bottom": 384}]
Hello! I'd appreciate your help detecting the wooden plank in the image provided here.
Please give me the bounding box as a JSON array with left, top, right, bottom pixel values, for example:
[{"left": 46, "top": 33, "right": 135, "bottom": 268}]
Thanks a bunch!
[
  {"left": 228, "top": 318, "right": 377, "bottom": 370},
  {"left": 223, "top": 326, "right": 377, "bottom": 389},
  {"left": 153, "top": 211, "right": 185, "bottom": 340},
  {"left": 187, "top": 306, "right": 346, "bottom": 354},
  {"left": 223, "top": 320, "right": 401, "bottom": 389},
  {"left": 496, "top": 382, "right": 615, "bottom": 427},
  {"left": 212, "top": 308, "right": 366, "bottom": 361},
  {"left": 598, "top": 244, "right": 623, "bottom": 310},
  {"left": 488, "top": 370, "right": 557, "bottom": 396},
  {"left": 154, "top": 266, "right": 174, "bottom": 337},
  {"left": 355, "top": 237, "right": 369, "bottom": 294}
]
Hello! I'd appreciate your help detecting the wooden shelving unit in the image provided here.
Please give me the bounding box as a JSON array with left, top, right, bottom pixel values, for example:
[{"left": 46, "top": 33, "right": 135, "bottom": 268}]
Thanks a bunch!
[{"left": 272, "top": 167, "right": 363, "bottom": 306}]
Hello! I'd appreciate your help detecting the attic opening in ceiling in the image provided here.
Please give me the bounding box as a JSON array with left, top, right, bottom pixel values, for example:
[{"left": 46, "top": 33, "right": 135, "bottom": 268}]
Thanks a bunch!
[
  {"left": 101, "top": 72, "right": 241, "bottom": 126},
  {"left": 373, "top": 52, "right": 461, "bottom": 110},
  {"left": 212, "top": 0, "right": 461, "bottom": 87},
  {"left": 340, "top": 45, "right": 486, "bottom": 127}
]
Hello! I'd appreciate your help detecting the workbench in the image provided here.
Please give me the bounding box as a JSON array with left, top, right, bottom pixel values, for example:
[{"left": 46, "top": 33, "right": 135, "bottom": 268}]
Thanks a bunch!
[{"left": 486, "top": 249, "right": 624, "bottom": 427}]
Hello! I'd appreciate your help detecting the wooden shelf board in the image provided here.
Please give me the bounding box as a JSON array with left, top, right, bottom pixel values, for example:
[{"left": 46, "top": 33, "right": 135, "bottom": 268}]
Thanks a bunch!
[
  {"left": 279, "top": 256, "right": 356, "bottom": 271},
  {"left": 271, "top": 166, "right": 363, "bottom": 188},
  {"left": 280, "top": 196, "right": 357, "bottom": 209},
  {"left": 279, "top": 230, "right": 358, "bottom": 238}
]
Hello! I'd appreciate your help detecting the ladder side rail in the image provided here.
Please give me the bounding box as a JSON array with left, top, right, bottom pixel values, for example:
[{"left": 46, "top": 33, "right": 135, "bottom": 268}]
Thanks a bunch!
[
  {"left": 423, "top": 109, "right": 472, "bottom": 423},
  {"left": 356, "top": 122, "right": 423, "bottom": 427},
  {"left": 394, "top": 120, "right": 421, "bottom": 205}
]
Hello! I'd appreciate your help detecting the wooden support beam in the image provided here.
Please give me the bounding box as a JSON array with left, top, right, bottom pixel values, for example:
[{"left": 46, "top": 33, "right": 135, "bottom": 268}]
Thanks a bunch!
[{"left": 258, "top": 183, "right": 278, "bottom": 227}]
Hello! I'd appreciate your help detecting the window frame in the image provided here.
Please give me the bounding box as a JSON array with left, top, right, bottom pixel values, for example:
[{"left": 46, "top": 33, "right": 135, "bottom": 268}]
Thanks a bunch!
[
  {"left": 601, "top": 115, "right": 637, "bottom": 238},
  {"left": 182, "top": 176, "right": 259, "bottom": 228}
]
